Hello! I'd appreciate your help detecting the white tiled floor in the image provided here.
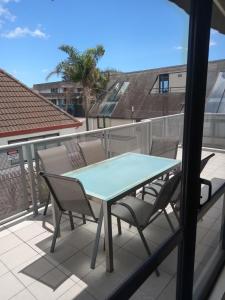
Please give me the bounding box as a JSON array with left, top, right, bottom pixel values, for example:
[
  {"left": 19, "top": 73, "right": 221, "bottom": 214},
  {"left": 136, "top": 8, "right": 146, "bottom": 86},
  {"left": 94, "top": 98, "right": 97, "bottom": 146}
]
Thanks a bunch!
[{"left": 0, "top": 149, "right": 224, "bottom": 299}]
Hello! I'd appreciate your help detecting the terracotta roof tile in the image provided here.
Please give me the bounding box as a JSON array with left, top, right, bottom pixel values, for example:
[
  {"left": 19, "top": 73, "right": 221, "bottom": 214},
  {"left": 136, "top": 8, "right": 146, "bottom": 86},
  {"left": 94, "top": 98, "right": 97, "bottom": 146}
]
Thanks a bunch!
[{"left": 0, "top": 69, "right": 82, "bottom": 137}]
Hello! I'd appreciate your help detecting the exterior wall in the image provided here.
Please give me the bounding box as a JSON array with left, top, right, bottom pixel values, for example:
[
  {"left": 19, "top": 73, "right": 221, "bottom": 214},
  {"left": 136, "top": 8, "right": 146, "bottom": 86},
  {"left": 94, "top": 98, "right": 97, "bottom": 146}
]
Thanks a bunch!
[
  {"left": 88, "top": 118, "right": 133, "bottom": 130},
  {"left": 0, "top": 126, "right": 82, "bottom": 146},
  {"left": 151, "top": 71, "right": 186, "bottom": 94}
]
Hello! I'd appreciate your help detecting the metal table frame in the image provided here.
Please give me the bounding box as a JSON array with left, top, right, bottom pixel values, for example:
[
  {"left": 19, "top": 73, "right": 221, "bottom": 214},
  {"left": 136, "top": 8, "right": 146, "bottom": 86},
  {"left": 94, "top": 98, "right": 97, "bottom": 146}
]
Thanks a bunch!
[{"left": 64, "top": 153, "right": 180, "bottom": 272}]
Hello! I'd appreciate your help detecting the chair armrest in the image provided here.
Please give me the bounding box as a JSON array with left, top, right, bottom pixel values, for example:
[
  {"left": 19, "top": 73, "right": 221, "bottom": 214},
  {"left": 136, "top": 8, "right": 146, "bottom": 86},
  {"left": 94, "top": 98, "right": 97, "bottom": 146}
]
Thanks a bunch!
[
  {"left": 112, "top": 201, "right": 139, "bottom": 227},
  {"left": 199, "top": 178, "right": 212, "bottom": 208}
]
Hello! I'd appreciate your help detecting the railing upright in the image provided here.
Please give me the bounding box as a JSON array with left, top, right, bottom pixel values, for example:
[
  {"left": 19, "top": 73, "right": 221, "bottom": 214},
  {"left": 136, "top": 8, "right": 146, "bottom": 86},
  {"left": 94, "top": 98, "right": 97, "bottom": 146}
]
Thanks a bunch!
[
  {"left": 18, "top": 146, "right": 29, "bottom": 210},
  {"left": 24, "top": 144, "right": 38, "bottom": 215}
]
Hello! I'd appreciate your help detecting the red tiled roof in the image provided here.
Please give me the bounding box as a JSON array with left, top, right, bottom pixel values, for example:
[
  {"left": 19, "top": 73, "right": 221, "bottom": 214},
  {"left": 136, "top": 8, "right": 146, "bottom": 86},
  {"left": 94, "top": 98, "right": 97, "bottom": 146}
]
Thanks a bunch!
[{"left": 0, "top": 69, "right": 82, "bottom": 137}]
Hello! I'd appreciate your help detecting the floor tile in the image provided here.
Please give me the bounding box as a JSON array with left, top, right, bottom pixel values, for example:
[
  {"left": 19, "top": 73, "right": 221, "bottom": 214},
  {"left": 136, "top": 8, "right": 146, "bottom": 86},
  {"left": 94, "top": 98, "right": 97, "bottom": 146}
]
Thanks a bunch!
[
  {"left": 122, "top": 234, "right": 158, "bottom": 260},
  {"left": 61, "top": 251, "right": 93, "bottom": 280},
  {"left": 45, "top": 241, "right": 79, "bottom": 267},
  {"left": 27, "top": 267, "right": 74, "bottom": 300},
  {"left": 157, "top": 276, "right": 176, "bottom": 300},
  {"left": 10, "top": 289, "right": 36, "bottom": 300},
  {"left": 0, "top": 260, "right": 9, "bottom": 277},
  {"left": 103, "top": 247, "right": 142, "bottom": 277},
  {"left": 131, "top": 271, "right": 172, "bottom": 299},
  {"left": 0, "top": 233, "right": 22, "bottom": 256},
  {"left": 27, "top": 230, "right": 53, "bottom": 255},
  {"left": 82, "top": 238, "right": 118, "bottom": 266},
  {"left": 63, "top": 227, "right": 95, "bottom": 250},
  {"left": 82, "top": 264, "right": 126, "bottom": 300},
  {"left": 0, "top": 243, "right": 38, "bottom": 270},
  {"left": 14, "top": 222, "right": 46, "bottom": 242},
  {"left": 12, "top": 255, "right": 55, "bottom": 286},
  {"left": 59, "top": 283, "right": 95, "bottom": 300},
  {"left": 0, "top": 272, "right": 24, "bottom": 299}
]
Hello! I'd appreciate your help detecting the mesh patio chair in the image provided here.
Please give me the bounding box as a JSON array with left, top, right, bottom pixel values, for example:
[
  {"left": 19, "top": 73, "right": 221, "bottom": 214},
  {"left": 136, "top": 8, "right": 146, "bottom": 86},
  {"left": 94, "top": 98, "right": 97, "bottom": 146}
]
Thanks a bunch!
[
  {"left": 111, "top": 171, "right": 181, "bottom": 277},
  {"left": 78, "top": 139, "right": 106, "bottom": 165},
  {"left": 142, "top": 136, "right": 179, "bottom": 200},
  {"left": 40, "top": 172, "right": 101, "bottom": 253},
  {"left": 38, "top": 145, "right": 79, "bottom": 217},
  {"left": 150, "top": 136, "right": 179, "bottom": 159},
  {"left": 78, "top": 139, "right": 123, "bottom": 233},
  {"left": 169, "top": 153, "right": 215, "bottom": 221}
]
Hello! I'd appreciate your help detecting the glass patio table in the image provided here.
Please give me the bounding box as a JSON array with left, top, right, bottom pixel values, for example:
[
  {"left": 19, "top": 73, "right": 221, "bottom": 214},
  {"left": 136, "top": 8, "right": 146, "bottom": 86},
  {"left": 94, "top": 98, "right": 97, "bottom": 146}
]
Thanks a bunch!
[{"left": 63, "top": 152, "right": 180, "bottom": 272}]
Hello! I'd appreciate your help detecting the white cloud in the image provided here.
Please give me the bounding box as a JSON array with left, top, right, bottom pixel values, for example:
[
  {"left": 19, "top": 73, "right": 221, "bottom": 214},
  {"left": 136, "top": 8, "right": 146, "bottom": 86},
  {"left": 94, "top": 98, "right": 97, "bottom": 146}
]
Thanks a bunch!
[
  {"left": 0, "top": 5, "right": 16, "bottom": 22},
  {"left": 174, "top": 46, "right": 183, "bottom": 50},
  {"left": 0, "top": 0, "right": 19, "bottom": 3},
  {"left": 211, "top": 29, "right": 219, "bottom": 35},
  {"left": 174, "top": 46, "right": 187, "bottom": 51},
  {"left": 210, "top": 39, "right": 217, "bottom": 47},
  {"left": 1, "top": 26, "right": 49, "bottom": 38},
  {"left": 41, "top": 68, "right": 49, "bottom": 73}
]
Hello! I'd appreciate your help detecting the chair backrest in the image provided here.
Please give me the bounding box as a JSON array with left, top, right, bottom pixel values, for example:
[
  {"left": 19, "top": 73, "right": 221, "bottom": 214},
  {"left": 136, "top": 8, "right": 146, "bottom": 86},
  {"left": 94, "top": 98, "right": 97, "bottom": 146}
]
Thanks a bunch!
[
  {"left": 151, "top": 171, "right": 182, "bottom": 215},
  {"left": 169, "top": 154, "right": 215, "bottom": 206},
  {"left": 37, "top": 145, "right": 74, "bottom": 174},
  {"left": 40, "top": 172, "right": 97, "bottom": 219},
  {"left": 78, "top": 139, "right": 106, "bottom": 165},
  {"left": 150, "top": 136, "right": 179, "bottom": 159},
  {"left": 200, "top": 153, "right": 215, "bottom": 173}
]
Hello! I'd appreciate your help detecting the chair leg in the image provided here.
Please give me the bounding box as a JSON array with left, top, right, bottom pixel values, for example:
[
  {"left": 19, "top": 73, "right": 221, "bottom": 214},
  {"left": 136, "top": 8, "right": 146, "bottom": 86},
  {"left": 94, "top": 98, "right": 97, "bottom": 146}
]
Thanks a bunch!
[
  {"left": 82, "top": 214, "right": 86, "bottom": 224},
  {"left": 43, "top": 193, "right": 50, "bottom": 216},
  {"left": 170, "top": 202, "right": 180, "bottom": 223},
  {"left": 117, "top": 218, "right": 122, "bottom": 235},
  {"left": 50, "top": 211, "right": 62, "bottom": 253},
  {"left": 137, "top": 227, "right": 160, "bottom": 277},
  {"left": 142, "top": 187, "right": 145, "bottom": 200},
  {"left": 69, "top": 211, "right": 75, "bottom": 230},
  {"left": 164, "top": 209, "right": 175, "bottom": 233}
]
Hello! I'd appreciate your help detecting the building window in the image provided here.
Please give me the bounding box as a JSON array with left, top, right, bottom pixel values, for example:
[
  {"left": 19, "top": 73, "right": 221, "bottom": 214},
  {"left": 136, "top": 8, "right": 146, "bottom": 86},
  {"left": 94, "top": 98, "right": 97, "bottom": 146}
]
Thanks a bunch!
[
  {"left": 51, "top": 88, "right": 58, "bottom": 93},
  {"left": 159, "top": 74, "right": 169, "bottom": 93}
]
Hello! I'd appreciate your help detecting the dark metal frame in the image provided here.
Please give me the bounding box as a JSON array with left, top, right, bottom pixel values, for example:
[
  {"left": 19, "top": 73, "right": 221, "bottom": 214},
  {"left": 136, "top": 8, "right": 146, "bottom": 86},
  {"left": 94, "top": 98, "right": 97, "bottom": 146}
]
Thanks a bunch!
[{"left": 177, "top": 0, "right": 213, "bottom": 299}]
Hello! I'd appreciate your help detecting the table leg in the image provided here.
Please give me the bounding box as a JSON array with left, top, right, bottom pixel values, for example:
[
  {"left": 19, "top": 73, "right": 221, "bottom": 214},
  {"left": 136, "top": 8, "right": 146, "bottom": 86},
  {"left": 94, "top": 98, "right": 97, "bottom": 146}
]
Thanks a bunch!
[
  {"left": 103, "top": 201, "right": 114, "bottom": 272},
  {"left": 91, "top": 204, "right": 103, "bottom": 269}
]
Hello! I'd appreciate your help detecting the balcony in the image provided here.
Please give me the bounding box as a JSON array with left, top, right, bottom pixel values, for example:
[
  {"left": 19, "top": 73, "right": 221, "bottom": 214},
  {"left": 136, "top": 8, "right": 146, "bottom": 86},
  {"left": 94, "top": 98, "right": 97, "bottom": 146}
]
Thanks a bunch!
[{"left": 0, "top": 113, "right": 224, "bottom": 299}]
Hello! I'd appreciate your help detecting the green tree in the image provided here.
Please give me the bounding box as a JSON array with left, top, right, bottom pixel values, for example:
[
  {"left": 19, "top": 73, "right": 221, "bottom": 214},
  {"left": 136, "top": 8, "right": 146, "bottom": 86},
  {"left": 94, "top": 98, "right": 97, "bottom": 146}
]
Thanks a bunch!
[{"left": 47, "top": 44, "right": 109, "bottom": 130}]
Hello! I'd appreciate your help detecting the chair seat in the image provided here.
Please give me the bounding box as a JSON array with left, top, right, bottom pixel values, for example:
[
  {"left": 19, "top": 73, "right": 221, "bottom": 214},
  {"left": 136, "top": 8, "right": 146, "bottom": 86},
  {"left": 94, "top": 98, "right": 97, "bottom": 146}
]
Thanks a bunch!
[
  {"left": 145, "top": 180, "right": 164, "bottom": 195},
  {"left": 112, "top": 196, "right": 154, "bottom": 228},
  {"left": 200, "top": 178, "right": 225, "bottom": 205}
]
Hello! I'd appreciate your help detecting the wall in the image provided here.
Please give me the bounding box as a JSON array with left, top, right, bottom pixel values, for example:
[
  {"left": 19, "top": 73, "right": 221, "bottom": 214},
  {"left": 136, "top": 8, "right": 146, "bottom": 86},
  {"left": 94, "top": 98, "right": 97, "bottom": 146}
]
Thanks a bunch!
[
  {"left": 0, "top": 127, "right": 82, "bottom": 146},
  {"left": 88, "top": 118, "right": 134, "bottom": 130},
  {"left": 151, "top": 71, "right": 186, "bottom": 93}
]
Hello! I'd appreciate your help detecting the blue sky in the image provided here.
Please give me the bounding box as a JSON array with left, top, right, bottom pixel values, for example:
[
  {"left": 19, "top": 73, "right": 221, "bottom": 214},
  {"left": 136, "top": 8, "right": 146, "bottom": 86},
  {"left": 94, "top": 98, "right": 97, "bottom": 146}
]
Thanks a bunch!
[{"left": 0, "top": 0, "right": 225, "bottom": 87}]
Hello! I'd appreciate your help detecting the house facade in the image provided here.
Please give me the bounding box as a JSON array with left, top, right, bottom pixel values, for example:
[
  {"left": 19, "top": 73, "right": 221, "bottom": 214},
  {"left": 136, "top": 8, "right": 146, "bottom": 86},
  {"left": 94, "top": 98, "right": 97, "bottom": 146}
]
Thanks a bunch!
[{"left": 33, "top": 81, "right": 86, "bottom": 117}]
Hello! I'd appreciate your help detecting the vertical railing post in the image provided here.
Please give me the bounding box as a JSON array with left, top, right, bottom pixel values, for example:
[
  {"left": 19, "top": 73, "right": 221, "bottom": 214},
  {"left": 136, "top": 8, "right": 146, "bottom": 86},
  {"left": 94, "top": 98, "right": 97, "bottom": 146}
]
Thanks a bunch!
[
  {"left": 25, "top": 144, "right": 38, "bottom": 215},
  {"left": 103, "top": 129, "right": 109, "bottom": 158},
  {"left": 18, "top": 146, "right": 29, "bottom": 209},
  {"left": 148, "top": 120, "right": 152, "bottom": 155}
]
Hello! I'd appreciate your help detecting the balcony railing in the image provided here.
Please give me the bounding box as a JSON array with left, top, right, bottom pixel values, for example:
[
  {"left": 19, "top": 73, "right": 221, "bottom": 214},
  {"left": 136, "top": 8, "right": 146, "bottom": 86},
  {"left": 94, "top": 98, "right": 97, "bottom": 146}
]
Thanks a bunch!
[{"left": 0, "top": 112, "right": 224, "bottom": 224}]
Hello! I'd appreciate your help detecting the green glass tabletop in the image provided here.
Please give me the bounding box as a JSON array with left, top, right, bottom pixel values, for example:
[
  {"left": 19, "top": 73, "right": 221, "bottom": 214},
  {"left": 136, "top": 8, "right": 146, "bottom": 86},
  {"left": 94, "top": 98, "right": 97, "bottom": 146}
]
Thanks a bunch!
[{"left": 63, "top": 152, "right": 180, "bottom": 202}]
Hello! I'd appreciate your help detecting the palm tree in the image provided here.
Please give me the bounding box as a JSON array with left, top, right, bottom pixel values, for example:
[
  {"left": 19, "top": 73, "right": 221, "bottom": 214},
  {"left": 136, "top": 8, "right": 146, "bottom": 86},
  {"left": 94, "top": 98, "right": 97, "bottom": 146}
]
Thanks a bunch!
[{"left": 47, "top": 44, "right": 109, "bottom": 131}]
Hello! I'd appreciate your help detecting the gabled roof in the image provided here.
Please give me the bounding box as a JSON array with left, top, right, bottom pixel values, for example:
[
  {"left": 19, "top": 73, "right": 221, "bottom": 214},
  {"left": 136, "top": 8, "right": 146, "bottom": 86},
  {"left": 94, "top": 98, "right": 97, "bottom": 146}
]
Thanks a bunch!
[
  {"left": 89, "top": 64, "right": 186, "bottom": 120},
  {"left": 89, "top": 59, "right": 225, "bottom": 120},
  {"left": 0, "top": 69, "right": 82, "bottom": 138}
]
